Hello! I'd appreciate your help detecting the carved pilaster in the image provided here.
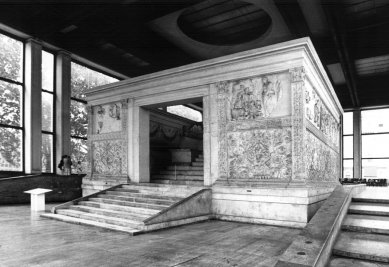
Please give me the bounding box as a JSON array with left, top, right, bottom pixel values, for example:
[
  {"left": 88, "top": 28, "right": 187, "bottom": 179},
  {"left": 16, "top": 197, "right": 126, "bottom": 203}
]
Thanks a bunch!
[
  {"left": 86, "top": 105, "right": 93, "bottom": 176},
  {"left": 121, "top": 99, "right": 129, "bottom": 176},
  {"left": 217, "top": 81, "right": 228, "bottom": 179},
  {"left": 290, "top": 67, "right": 306, "bottom": 180}
]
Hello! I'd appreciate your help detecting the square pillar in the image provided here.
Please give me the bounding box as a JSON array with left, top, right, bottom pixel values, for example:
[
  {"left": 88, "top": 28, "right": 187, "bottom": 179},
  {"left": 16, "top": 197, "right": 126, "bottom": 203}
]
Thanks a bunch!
[
  {"left": 24, "top": 39, "right": 42, "bottom": 174},
  {"left": 353, "top": 109, "right": 362, "bottom": 178},
  {"left": 128, "top": 104, "right": 150, "bottom": 183},
  {"left": 55, "top": 51, "right": 71, "bottom": 174}
]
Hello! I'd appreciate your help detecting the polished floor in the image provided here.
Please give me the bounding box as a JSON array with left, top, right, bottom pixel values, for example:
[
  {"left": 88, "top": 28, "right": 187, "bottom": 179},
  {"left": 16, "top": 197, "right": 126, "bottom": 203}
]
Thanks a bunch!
[{"left": 0, "top": 203, "right": 301, "bottom": 267}]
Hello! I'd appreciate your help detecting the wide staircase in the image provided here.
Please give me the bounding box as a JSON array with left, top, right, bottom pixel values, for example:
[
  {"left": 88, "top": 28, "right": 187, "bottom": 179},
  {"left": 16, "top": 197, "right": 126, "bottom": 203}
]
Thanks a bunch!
[
  {"left": 329, "top": 189, "right": 389, "bottom": 266},
  {"left": 41, "top": 183, "right": 211, "bottom": 235},
  {"left": 151, "top": 153, "right": 204, "bottom": 186}
]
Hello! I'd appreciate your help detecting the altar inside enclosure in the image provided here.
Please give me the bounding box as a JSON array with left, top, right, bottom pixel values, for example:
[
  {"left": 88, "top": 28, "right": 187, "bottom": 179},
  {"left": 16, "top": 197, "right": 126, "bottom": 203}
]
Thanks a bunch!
[{"left": 83, "top": 38, "right": 343, "bottom": 227}]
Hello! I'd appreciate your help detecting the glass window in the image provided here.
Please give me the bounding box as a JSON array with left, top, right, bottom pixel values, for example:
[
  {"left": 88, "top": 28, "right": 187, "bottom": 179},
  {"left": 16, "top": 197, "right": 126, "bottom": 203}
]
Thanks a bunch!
[
  {"left": 362, "top": 109, "right": 389, "bottom": 134},
  {"left": 42, "top": 51, "right": 54, "bottom": 91},
  {"left": 71, "top": 62, "right": 118, "bottom": 99},
  {"left": 343, "top": 136, "right": 353, "bottom": 159},
  {"left": 362, "top": 159, "right": 389, "bottom": 179},
  {"left": 42, "top": 134, "right": 53, "bottom": 173},
  {"left": 0, "top": 127, "right": 22, "bottom": 171},
  {"left": 0, "top": 33, "right": 23, "bottom": 82},
  {"left": 343, "top": 112, "right": 353, "bottom": 135},
  {"left": 42, "top": 92, "right": 53, "bottom": 132},
  {"left": 70, "top": 138, "right": 87, "bottom": 174},
  {"left": 362, "top": 134, "right": 389, "bottom": 158},
  {"left": 0, "top": 80, "right": 22, "bottom": 127},
  {"left": 70, "top": 100, "right": 87, "bottom": 138},
  {"left": 167, "top": 105, "right": 202, "bottom": 122},
  {"left": 343, "top": 159, "right": 353, "bottom": 178}
]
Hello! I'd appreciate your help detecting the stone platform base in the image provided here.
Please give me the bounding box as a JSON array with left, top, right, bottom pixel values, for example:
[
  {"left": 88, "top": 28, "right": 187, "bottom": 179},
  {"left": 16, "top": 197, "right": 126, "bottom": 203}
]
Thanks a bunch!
[
  {"left": 212, "top": 183, "right": 337, "bottom": 228},
  {"left": 82, "top": 175, "right": 129, "bottom": 196}
]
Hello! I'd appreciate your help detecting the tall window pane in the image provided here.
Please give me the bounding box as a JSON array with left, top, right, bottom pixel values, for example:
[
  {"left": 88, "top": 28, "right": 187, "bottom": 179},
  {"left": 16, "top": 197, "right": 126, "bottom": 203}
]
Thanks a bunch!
[
  {"left": 362, "top": 109, "right": 389, "bottom": 134},
  {"left": 362, "top": 159, "right": 389, "bottom": 179},
  {"left": 42, "top": 51, "right": 54, "bottom": 91},
  {"left": 0, "top": 80, "right": 22, "bottom": 126},
  {"left": 70, "top": 100, "right": 87, "bottom": 138},
  {"left": 42, "top": 92, "right": 53, "bottom": 132},
  {"left": 343, "top": 159, "right": 353, "bottom": 178},
  {"left": 0, "top": 128, "right": 22, "bottom": 171},
  {"left": 0, "top": 33, "right": 23, "bottom": 82},
  {"left": 343, "top": 112, "right": 353, "bottom": 135},
  {"left": 42, "top": 134, "right": 53, "bottom": 173},
  {"left": 362, "top": 134, "right": 389, "bottom": 158},
  {"left": 70, "top": 138, "right": 87, "bottom": 174},
  {"left": 71, "top": 62, "right": 118, "bottom": 99},
  {"left": 343, "top": 136, "right": 353, "bottom": 159}
]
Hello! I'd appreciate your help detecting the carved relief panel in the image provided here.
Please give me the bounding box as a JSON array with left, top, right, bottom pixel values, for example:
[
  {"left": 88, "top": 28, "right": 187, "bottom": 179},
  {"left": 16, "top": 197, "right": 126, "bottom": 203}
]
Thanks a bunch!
[
  {"left": 305, "top": 81, "right": 340, "bottom": 148},
  {"left": 92, "top": 140, "right": 123, "bottom": 175},
  {"left": 93, "top": 102, "right": 122, "bottom": 134},
  {"left": 217, "top": 71, "right": 292, "bottom": 181}
]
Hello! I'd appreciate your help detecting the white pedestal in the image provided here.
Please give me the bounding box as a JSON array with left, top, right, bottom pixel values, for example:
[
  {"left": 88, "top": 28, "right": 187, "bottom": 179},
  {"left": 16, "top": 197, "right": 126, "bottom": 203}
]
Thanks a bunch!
[{"left": 24, "top": 188, "right": 52, "bottom": 211}]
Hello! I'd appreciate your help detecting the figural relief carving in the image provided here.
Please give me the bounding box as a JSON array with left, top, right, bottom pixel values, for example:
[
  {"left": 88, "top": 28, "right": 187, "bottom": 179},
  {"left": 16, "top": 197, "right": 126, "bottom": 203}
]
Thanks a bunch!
[{"left": 93, "top": 102, "right": 123, "bottom": 134}]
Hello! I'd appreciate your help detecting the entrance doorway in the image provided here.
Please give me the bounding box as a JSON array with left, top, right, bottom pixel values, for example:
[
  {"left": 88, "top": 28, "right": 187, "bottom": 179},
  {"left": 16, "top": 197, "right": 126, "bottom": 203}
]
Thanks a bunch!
[{"left": 148, "top": 101, "right": 204, "bottom": 186}]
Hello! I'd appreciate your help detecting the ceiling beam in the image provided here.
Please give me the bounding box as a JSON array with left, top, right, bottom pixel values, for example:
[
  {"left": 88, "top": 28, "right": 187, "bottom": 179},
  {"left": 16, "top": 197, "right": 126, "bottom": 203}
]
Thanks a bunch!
[{"left": 322, "top": 2, "right": 360, "bottom": 107}]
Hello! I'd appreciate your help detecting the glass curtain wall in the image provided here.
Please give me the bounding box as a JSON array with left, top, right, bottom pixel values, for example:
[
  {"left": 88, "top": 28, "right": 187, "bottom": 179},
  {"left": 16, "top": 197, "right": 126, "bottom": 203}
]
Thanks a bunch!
[
  {"left": 41, "top": 51, "right": 55, "bottom": 173},
  {"left": 361, "top": 108, "right": 389, "bottom": 179},
  {"left": 0, "top": 33, "right": 24, "bottom": 172},
  {"left": 342, "top": 112, "right": 353, "bottom": 178},
  {"left": 70, "top": 62, "right": 119, "bottom": 173}
]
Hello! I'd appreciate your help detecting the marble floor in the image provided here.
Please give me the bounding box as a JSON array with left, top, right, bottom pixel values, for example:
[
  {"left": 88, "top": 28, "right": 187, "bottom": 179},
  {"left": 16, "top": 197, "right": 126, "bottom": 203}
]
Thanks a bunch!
[{"left": 0, "top": 203, "right": 301, "bottom": 267}]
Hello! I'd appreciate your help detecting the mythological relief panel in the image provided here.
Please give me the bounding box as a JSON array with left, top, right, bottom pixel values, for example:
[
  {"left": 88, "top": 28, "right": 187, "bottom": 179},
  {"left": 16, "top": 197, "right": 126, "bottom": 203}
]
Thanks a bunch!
[
  {"left": 218, "top": 71, "right": 293, "bottom": 181},
  {"left": 92, "top": 140, "right": 122, "bottom": 175},
  {"left": 218, "top": 72, "right": 292, "bottom": 121},
  {"left": 93, "top": 102, "right": 122, "bottom": 134},
  {"left": 304, "top": 81, "right": 340, "bottom": 148},
  {"left": 305, "top": 130, "right": 340, "bottom": 181}
]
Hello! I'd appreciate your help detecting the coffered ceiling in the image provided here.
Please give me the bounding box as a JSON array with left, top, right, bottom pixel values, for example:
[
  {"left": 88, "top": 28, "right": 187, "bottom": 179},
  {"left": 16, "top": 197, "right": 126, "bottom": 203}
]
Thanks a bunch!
[{"left": 0, "top": 0, "right": 388, "bottom": 109}]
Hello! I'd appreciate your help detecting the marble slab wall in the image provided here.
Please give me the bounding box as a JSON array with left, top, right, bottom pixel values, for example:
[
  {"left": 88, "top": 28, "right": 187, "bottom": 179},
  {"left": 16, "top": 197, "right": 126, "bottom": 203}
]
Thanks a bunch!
[{"left": 217, "top": 71, "right": 292, "bottom": 182}]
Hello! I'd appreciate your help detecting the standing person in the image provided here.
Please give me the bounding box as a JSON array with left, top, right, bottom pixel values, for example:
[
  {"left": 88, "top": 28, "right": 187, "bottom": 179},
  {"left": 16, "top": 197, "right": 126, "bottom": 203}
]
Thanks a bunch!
[
  {"left": 58, "top": 155, "right": 65, "bottom": 175},
  {"left": 76, "top": 161, "right": 83, "bottom": 175},
  {"left": 63, "top": 155, "right": 72, "bottom": 175}
]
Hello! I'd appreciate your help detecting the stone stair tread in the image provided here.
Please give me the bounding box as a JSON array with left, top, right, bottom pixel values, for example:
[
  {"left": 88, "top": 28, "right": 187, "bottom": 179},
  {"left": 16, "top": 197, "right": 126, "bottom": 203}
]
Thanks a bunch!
[
  {"left": 151, "top": 180, "right": 204, "bottom": 186},
  {"left": 40, "top": 213, "right": 142, "bottom": 235},
  {"left": 107, "top": 189, "right": 191, "bottom": 199},
  {"left": 57, "top": 209, "right": 144, "bottom": 226},
  {"left": 349, "top": 203, "right": 389, "bottom": 215},
  {"left": 151, "top": 174, "right": 203, "bottom": 181},
  {"left": 88, "top": 197, "right": 169, "bottom": 210},
  {"left": 68, "top": 205, "right": 149, "bottom": 221},
  {"left": 167, "top": 166, "right": 203, "bottom": 171},
  {"left": 159, "top": 170, "right": 204, "bottom": 175},
  {"left": 333, "top": 231, "right": 389, "bottom": 263},
  {"left": 343, "top": 214, "right": 389, "bottom": 234},
  {"left": 79, "top": 201, "right": 160, "bottom": 215},
  {"left": 97, "top": 194, "right": 177, "bottom": 205},
  {"left": 328, "top": 256, "right": 389, "bottom": 267}
]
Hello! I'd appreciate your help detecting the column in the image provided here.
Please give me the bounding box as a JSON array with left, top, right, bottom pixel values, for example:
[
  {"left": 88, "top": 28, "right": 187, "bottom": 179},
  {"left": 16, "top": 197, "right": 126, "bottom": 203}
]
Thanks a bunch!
[
  {"left": 24, "top": 39, "right": 42, "bottom": 174},
  {"left": 353, "top": 109, "right": 361, "bottom": 178},
  {"left": 55, "top": 51, "right": 71, "bottom": 174},
  {"left": 128, "top": 103, "right": 150, "bottom": 183}
]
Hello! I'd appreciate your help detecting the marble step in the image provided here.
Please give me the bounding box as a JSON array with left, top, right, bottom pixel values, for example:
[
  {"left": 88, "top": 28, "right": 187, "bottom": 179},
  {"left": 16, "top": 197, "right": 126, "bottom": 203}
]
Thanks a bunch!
[
  {"left": 56, "top": 209, "right": 144, "bottom": 229},
  {"left": 88, "top": 197, "right": 168, "bottom": 210},
  {"left": 151, "top": 180, "right": 204, "bottom": 186},
  {"left": 198, "top": 154, "right": 203, "bottom": 159},
  {"left": 106, "top": 190, "right": 187, "bottom": 200},
  {"left": 333, "top": 231, "right": 389, "bottom": 263},
  {"left": 353, "top": 197, "right": 389, "bottom": 204},
  {"left": 195, "top": 158, "right": 204, "bottom": 162},
  {"left": 349, "top": 203, "right": 389, "bottom": 216},
  {"left": 343, "top": 214, "right": 389, "bottom": 235},
  {"left": 192, "top": 162, "right": 204, "bottom": 167},
  {"left": 151, "top": 174, "right": 203, "bottom": 181},
  {"left": 79, "top": 201, "right": 159, "bottom": 215},
  {"left": 159, "top": 170, "right": 204, "bottom": 176},
  {"left": 40, "top": 213, "right": 142, "bottom": 235},
  {"left": 121, "top": 183, "right": 204, "bottom": 192},
  {"left": 117, "top": 186, "right": 201, "bottom": 197},
  {"left": 69, "top": 205, "right": 149, "bottom": 222},
  {"left": 97, "top": 193, "right": 176, "bottom": 206},
  {"left": 167, "top": 166, "right": 203, "bottom": 171},
  {"left": 328, "top": 256, "right": 389, "bottom": 267}
]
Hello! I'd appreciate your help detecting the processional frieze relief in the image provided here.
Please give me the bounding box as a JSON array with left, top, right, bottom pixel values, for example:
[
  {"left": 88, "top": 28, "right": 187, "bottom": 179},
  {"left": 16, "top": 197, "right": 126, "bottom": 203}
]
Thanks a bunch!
[{"left": 304, "top": 80, "right": 340, "bottom": 149}]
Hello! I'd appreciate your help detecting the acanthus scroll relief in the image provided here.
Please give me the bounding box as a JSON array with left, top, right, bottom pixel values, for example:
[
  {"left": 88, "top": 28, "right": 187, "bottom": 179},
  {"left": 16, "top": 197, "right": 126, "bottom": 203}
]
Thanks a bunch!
[{"left": 92, "top": 140, "right": 122, "bottom": 175}]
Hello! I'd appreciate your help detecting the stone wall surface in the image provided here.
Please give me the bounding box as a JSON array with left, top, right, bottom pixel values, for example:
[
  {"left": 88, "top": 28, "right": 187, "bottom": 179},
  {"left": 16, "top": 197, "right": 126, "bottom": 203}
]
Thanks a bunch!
[{"left": 0, "top": 174, "right": 83, "bottom": 204}]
